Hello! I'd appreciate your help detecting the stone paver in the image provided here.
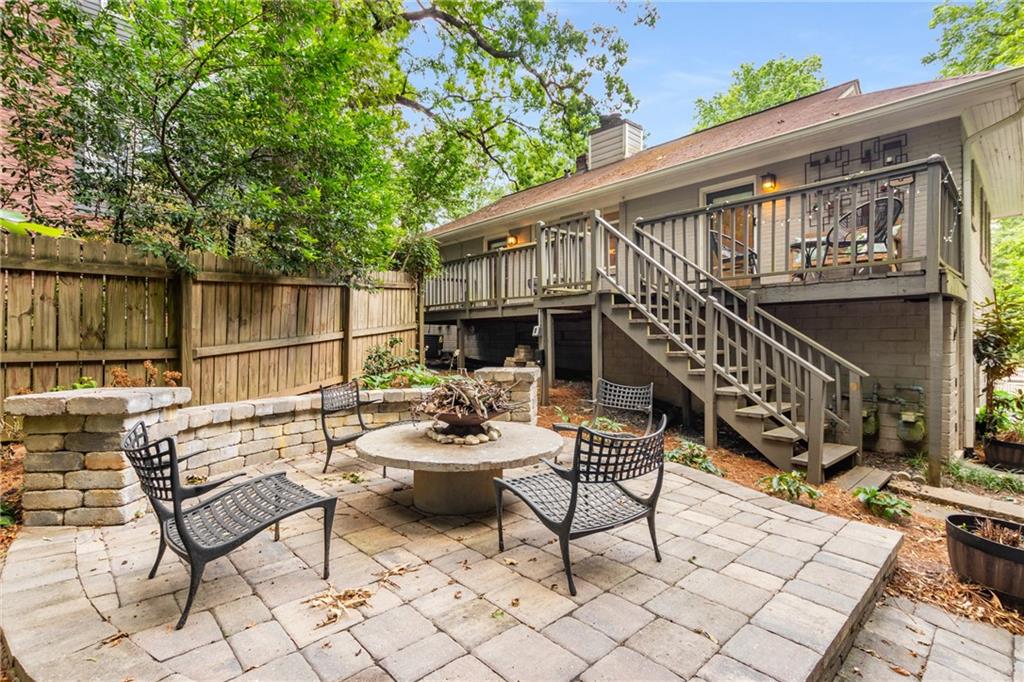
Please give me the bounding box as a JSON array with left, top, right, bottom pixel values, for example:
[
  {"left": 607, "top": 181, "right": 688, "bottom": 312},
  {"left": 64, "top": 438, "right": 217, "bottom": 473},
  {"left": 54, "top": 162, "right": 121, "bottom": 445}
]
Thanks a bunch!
[{"left": 2, "top": 449, "right": 951, "bottom": 682}]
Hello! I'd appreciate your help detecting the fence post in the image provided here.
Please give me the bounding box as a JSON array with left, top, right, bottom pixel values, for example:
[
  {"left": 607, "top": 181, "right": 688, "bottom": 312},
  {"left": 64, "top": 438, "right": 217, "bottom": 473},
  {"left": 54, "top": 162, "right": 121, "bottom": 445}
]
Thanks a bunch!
[
  {"left": 703, "top": 296, "right": 718, "bottom": 449},
  {"left": 178, "top": 270, "right": 195, "bottom": 402},
  {"left": 342, "top": 285, "right": 357, "bottom": 381},
  {"left": 806, "top": 375, "right": 826, "bottom": 484},
  {"left": 417, "top": 277, "right": 426, "bottom": 365}
]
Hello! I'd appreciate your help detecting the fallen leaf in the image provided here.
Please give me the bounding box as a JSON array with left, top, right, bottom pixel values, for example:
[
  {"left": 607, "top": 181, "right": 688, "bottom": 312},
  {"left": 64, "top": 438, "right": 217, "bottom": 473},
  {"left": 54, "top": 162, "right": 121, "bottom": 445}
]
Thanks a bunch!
[
  {"left": 889, "top": 665, "right": 911, "bottom": 677},
  {"left": 454, "top": 591, "right": 463, "bottom": 600},
  {"left": 510, "top": 598, "right": 520, "bottom": 607},
  {"left": 101, "top": 632, "right": 129, "bottom": 647},
  {"left": 503, "top": 558, "right": 518, "bottom": 566},
  {"left": 491, "top": 609, "right": 505, "bottom": 619},
  {"left": 304, "top": 587, "right": 373, "bottom": 627}
]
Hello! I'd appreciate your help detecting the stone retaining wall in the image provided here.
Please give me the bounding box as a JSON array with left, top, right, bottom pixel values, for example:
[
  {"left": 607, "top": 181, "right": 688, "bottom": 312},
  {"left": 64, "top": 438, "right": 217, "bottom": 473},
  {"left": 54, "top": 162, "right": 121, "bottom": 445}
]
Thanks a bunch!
[{"left": 5, "top": 367, "right": 540, "bottom": 526}]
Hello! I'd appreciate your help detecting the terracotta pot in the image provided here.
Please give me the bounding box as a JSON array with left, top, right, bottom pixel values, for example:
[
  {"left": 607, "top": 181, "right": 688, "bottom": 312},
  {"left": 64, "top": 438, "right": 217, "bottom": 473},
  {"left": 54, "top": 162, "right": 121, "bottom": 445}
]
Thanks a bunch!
[
  {"left": 946, "top": 514, "right": 1024, "bottom": 603},
  {"left": 984, "top": 438, "right": 1024, "bottom": 471}
]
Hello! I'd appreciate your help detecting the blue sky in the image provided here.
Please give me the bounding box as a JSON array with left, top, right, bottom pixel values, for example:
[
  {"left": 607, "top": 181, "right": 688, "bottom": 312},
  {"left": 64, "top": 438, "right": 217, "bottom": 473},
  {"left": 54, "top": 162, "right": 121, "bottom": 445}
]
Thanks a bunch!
[{"left": 551, "top": 1, "right": 945, "bottom": 145}]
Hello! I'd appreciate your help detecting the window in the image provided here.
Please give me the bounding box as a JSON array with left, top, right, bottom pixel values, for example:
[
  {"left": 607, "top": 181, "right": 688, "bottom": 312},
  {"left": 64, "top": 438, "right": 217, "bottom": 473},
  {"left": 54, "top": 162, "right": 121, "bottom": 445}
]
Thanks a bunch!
[{"left": 487, "top": 237, "right": 507, "bottom": 252}]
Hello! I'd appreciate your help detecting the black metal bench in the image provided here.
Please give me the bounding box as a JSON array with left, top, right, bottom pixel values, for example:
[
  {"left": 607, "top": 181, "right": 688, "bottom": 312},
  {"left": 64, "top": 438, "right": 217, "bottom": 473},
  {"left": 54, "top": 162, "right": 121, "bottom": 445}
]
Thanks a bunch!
[
  {"left": 122, "top": 422, "right": 337, "bottom": 629},
  {"left": 495, "top": 414, "right": 667, "bottom": 595}
]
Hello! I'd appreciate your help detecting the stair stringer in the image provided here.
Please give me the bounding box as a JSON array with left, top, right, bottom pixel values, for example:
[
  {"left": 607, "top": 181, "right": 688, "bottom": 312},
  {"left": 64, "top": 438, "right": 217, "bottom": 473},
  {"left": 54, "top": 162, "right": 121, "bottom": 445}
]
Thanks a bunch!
[{"left": 600, "top": 296, "right": 796, "bottom": 472}]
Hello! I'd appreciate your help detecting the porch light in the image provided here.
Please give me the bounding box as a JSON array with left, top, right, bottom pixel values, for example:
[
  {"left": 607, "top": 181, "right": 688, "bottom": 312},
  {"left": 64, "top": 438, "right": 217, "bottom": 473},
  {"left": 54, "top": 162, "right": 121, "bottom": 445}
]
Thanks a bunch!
[
  {"left": 760, "top": 173, "right": 777, "bottom": 192},
  {"left": 506, "top": 234, "right": 518, "bottom": 248}
]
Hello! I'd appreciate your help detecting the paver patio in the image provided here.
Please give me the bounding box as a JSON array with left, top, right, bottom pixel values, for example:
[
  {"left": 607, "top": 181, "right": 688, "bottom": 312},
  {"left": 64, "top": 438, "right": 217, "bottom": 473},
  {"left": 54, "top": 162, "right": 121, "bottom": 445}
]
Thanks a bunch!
[{"left": 2, "top": 443, "right": 975, "bottom": 682}]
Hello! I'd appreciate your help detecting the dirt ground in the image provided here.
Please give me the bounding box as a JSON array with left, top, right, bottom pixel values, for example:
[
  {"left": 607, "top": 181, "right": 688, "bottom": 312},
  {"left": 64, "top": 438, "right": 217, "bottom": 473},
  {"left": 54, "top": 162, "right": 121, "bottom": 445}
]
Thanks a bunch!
[
  {"left": 0, "top": 442, "right": 23, "bottom": 563},
  {"left": 539, "top": 380, "right": 1024, "bottom": 635}
]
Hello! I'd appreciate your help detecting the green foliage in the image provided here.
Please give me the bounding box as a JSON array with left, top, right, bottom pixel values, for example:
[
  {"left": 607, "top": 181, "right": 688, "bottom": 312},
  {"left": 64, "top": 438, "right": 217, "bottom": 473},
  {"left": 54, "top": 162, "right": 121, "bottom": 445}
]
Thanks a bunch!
[
  {"left": 853, "top": 486, "right": 912, "bottom": 521},
  {"left": 974, "top": 293, "right": 1024, "bottom": 411},
  {"left": 553, "top": 406, "right": 572, "bottom": 423},
  {"left": 361, "top": 336, "right": 445, "bottom": 388},
  {"left": 0, "top": 500, "right": 16, "bottom": 528},
  {"left": 0, "top": 209, "right": 64, "bottom": 238},
  {"left": 693, "top": 55, "right": 826, "bottom": 131},
  {"left": 3, "top": 0, "right": 653, "bottom": 279},
  {"left": 993, "top": 217, "right": 1024, "bottom": 303},
  {"left": 946, "top": 458, "right": 1024, "bottom": 494},
  {"left": 924, "top": 0, "right": 1024, "bottom": 76},
  {"left": 977, "top": 389, "right": 1024, "bottom": 441},
  {"left": 50, "top": 376, "right": 98, "bottom": 392},
  {"left": 665, "top": 440, "right": 723, "bottom": 477},
  {"left": 757, "top": 471, "right": 822, "bottom": 503},
  {"left": 582, "top": 416, "right": 626, "bottom": 433}
]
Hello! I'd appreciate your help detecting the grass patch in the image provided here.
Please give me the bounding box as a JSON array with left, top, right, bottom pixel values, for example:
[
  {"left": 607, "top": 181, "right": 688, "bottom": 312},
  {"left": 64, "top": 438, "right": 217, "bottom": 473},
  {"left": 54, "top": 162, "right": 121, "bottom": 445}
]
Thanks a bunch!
[{"left": 946, "top": 459, "right": 1024, "bottom": 494}]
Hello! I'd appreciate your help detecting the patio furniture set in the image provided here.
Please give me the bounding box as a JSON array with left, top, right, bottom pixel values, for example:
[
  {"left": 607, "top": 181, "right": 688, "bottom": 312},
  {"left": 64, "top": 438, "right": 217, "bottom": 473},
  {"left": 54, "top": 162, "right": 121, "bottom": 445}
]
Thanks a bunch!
[{"left": 122, "top": 377, "right": 665, "bottom": 628}]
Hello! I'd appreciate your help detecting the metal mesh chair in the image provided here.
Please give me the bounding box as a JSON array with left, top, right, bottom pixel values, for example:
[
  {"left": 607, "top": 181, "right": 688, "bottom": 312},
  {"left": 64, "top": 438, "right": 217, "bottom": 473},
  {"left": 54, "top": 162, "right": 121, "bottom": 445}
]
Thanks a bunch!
[
  {"left": 495, "top": 415, "right": 667, "bottom": 595},
  {"left": 321, "top": 380, "right": 382, "bottom": 473},
  {"left": 122, "top": 422, "right": 336, "bottom": 629},
  {"left": 553, "top": 378, "right": 655, "bottom": 436}
]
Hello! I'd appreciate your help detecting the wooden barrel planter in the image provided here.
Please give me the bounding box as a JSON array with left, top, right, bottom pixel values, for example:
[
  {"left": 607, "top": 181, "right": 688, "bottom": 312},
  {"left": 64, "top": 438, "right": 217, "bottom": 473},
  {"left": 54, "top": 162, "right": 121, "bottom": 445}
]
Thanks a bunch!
[
  {"left": 984, "top": 439, "right": 1024, "bottom": 471},
  {"left": 946, "top": 514, "right": 1024, "bottom": 603}
]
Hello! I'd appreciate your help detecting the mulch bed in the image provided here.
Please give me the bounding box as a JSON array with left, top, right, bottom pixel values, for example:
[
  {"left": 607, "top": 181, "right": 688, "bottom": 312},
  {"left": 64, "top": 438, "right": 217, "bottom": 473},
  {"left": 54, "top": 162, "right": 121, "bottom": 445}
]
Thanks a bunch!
[
  {"left": 0, "top": 442, "right": 24, "bottom": 563},
  {"left": 539, "top": 380, "right": 1024, "bottom": 635}
]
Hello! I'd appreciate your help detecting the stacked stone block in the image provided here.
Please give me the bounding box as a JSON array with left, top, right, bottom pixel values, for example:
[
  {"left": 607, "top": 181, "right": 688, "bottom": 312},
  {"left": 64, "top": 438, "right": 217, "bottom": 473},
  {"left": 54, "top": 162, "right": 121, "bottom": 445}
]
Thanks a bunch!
[
  {"left": 6, "top": 368, "right": 539, "bottom": 526},
  {"left": 473, "top": 366, "right": 540, "bottom": 425},
  {"left": 6, "top": 388, "right": 191, "bottom": 526}
]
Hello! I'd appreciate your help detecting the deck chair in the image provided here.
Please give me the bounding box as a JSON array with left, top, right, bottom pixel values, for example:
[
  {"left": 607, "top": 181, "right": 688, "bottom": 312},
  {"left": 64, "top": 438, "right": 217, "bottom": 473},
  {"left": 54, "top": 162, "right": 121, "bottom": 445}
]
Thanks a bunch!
[
  {"left": 321, "top": 381, "right": 382, "bottom": 474},
  {"left": 552, "top": 378, "right": 655, "bottom": 436},
  {"left": 495, "top": 415, "right": 668, "bottom": 595},
  {"left": 810, "top": 196, "right": 904, "bottom": 271},
  {"left": 122, "top": 422, "right": 336, "bottom": 629}
]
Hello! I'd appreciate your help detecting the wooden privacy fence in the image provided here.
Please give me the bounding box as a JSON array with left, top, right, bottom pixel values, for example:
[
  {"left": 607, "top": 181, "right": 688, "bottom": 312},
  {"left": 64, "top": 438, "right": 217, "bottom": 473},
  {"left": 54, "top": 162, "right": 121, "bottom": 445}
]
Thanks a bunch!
[{"left": 1, "top": 233, "right": 419, "bottom": 408}]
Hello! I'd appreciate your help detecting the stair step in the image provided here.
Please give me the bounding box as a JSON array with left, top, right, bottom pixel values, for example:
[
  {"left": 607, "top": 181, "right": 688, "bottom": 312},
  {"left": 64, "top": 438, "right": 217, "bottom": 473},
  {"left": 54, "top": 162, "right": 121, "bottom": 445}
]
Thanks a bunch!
[
  {"left": 716, "top": 384, "right": 774, "bottom": 397},
  {"left": 688, "top": 366, "right": 741, "bottom": 375},
  {"left": 762, "top": 423, "right": 805, "bottom": 443},
  {"left": 734, "top": 402, "right": 795, "bottom": 419},
  {"left": 791, "top": 443, "right": 859, "bottom": 468}
]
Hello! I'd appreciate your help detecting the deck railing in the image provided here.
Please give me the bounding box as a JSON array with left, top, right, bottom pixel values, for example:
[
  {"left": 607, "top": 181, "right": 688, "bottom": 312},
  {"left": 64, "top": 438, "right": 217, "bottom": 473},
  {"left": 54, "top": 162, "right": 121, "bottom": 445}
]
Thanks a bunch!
[
  {"left": 425, "top": 244, "right": 537, "bottom": 312},
  {"left": 636, "top": 155, "right": 962, "bottom": 287}
]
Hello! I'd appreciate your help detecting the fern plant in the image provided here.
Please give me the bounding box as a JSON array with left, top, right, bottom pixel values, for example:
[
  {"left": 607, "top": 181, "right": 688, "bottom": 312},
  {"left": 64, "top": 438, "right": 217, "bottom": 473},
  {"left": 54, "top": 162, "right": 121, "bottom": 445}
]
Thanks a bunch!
[
  {"left": 757, "top": 471, "right": 822, "bottom": 503},
  {"left": 852, "top": 486, "right": 911, "bottom": 521}
]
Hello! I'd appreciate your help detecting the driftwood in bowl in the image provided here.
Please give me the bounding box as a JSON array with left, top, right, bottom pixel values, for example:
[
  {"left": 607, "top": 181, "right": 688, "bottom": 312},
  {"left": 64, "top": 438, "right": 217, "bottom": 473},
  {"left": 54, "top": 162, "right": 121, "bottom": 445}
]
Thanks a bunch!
[{"left": 414, "top": 378, "right": 518, "bottom": 421}]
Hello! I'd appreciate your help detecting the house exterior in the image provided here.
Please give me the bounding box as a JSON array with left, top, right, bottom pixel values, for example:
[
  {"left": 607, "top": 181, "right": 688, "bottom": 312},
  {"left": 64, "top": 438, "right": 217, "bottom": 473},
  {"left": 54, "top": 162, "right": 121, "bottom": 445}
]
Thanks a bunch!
[{"left": 425, "top": 67, "right": 1024, "bottom": 484}]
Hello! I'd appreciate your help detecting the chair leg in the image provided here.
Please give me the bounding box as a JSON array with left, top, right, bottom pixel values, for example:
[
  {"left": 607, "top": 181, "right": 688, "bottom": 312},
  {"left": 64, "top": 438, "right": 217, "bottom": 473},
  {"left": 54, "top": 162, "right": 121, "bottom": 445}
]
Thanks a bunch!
[
  {"left": 383, "top": 466, "right": 387, "bottom": 478},
  {"left": 148, "top": 530, "right": 167, "bottom": 579},
  {"left": 176, "top": 559, "right": 206, "bottom": 630},
  {"left": 322, "top": 499, "right": 337, "bottom": 580},
  {"left": 322, "top": 442, "right": 334, "bottom": 474},
  {"left": 494, "top": 484, "right": 505, "bottom": 552},
  {"left": 274, "top": 521, "right": 280, "bottom": 541},
  {"left": 558, "top": 534, "right": 577, "bottom": 596},
  {"left": 647, "top": 513, "right": 662, "bottom": 562}
]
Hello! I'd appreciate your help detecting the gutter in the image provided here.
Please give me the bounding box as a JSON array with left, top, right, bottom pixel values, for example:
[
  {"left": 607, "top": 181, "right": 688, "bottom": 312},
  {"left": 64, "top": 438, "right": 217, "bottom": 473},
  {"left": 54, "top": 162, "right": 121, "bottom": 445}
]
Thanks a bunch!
[{"left": 436, "top": 67, "right": 1024, "bottom": 241}]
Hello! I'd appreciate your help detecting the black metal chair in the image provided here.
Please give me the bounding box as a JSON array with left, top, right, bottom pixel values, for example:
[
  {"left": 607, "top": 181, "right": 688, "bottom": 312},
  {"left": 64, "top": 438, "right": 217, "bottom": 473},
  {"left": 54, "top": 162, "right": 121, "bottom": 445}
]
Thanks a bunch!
[
  {"left": 553, "top": 378, "right": 655, "bottom": 436},
  {"left": 122, "top": 422, "right": 337, "bottom": 629},
  {"left": 809, "top": 195, "right": 904, "bottom": 270},
  {"left": 321, "top": 381, "right": 381, "bottom": 474},
  {"left": 495, "top": 415, "right": 667, "bottom": 595}
]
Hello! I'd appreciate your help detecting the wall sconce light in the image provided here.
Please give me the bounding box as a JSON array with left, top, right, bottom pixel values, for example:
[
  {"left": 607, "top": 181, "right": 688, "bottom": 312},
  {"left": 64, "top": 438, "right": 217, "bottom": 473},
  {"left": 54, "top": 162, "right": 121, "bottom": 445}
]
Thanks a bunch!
[
  {"left": 760, "top": 173, "right": 777, "bottom": 192},
  {"left": 506, "top": 234, "right": 518, "bottom": 248}
]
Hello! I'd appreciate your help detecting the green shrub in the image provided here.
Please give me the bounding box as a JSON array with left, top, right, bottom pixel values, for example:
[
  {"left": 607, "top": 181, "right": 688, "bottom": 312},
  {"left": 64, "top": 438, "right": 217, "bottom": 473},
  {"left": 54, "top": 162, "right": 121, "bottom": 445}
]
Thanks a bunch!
[
  {"left": 853, "top": 486, "right": 911, "bottom": 521},
  {"left": 665, "top": 441, "right": 724, "bottom": 477},
  {"left": 50, "top": 376, "right": 98, "bottom": 392},
  {"left": 757, "top": 471, "right": 821, "bottom": 503}
]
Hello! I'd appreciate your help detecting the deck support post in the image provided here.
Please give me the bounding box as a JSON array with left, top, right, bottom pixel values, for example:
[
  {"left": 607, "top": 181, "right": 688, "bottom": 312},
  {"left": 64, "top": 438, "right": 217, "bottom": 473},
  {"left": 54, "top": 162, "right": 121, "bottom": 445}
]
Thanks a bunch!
[
  {"left": 847, "top": 372, "right": 864, "bottom": 464},
  {"left": 806, "top": 377, "right": 826, "bottom": 485},
  {"left": 926, "top": 293, "right": 944, "bottom": 486},
  {"left": 703, "top": 297, "right": 718, "bottom": 449},
  {"left": 539, "top": 310, "right": 553, "bottom": 405},
  {"left": 590, "top": 304, "right": 603, "bottom": 400},
  {"left": 456, "top": 319, "right": 466, "bottom": 371}
]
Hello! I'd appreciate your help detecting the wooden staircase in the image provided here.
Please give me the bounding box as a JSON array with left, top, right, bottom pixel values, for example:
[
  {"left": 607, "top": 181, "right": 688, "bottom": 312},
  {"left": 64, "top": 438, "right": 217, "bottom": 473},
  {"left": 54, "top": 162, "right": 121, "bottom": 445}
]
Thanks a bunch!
[{"left": 591, "top": 216, "right": 868, "bottom": 483}]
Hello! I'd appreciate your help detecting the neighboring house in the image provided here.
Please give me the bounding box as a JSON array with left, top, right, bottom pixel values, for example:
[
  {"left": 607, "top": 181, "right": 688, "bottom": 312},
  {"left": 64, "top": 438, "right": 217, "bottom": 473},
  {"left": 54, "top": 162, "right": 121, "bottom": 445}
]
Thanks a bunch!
[{"left": 425, "top": 67, "right": 1024, "bottom": 483}]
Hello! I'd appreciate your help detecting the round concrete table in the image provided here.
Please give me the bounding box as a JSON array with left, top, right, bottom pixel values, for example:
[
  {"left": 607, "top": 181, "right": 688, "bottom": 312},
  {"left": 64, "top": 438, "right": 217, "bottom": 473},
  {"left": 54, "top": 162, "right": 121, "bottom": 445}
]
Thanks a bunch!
[{"left": 354, "top": 421, "right": 563, "bottom": 515}]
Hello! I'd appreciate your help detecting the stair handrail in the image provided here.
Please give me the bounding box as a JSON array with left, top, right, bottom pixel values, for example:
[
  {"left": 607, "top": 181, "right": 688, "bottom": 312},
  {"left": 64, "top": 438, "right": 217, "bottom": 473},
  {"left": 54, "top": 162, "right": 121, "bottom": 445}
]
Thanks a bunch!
[
  {"left": 633, "top": 227, "right": 868, "bottom": 379},
  {"left": 594, "top": 218, "right": 709, "bottom": 362}
]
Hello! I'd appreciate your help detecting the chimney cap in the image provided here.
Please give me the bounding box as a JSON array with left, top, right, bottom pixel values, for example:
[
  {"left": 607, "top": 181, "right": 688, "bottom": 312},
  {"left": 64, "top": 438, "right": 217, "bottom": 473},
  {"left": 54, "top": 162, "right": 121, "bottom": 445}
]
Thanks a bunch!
[{"left": 593, "top": 113, "right": 643, "bottom": 134}]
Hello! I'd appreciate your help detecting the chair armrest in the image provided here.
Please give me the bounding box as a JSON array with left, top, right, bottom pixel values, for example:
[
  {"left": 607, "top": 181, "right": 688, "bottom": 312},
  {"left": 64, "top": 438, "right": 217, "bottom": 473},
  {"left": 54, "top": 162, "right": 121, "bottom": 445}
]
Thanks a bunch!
[
  {"left": 181, "top": 472, "right": 244, "bottom": 499},
  {"left": 552, "top": 423, "right": 579, "bottom": 434},
  {"left": 540, "top": 458, "right": 573, "bottom": 480}
]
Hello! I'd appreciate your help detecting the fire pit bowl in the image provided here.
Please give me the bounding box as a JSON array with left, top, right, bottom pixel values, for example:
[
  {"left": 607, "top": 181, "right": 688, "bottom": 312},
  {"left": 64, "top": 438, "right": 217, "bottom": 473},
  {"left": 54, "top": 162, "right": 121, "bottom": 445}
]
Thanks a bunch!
[{"left": 433, "top": 412, "right": 507, "bottom": 428}]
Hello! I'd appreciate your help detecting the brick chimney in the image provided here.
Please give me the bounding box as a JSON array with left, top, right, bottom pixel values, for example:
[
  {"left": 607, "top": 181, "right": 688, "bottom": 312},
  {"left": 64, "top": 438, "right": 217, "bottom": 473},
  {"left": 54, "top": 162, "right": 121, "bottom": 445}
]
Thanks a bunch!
[{"left": 586, "top": 114, "right": 644, "bottom": 170}]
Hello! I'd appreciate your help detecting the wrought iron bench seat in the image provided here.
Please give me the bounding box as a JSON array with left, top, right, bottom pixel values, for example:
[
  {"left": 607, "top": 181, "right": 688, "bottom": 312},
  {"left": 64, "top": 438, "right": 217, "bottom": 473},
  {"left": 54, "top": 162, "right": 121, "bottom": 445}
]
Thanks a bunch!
[
  {"left": 496, "top": 471, "right": 648, "bottom": 534},
  {"left": 163, "top": 472, "right": 329, "bottom": 554}
]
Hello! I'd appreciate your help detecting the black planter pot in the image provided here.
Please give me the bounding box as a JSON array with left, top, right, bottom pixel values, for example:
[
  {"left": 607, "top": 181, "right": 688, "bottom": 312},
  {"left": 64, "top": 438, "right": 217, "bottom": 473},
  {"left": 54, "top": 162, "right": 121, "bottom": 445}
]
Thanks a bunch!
[
  {"left": 984, "top": 438, "right": 1024, "bottom": 471},
  {"left": 946, "top": 514, "right": 1024, "bottom": 603}
]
